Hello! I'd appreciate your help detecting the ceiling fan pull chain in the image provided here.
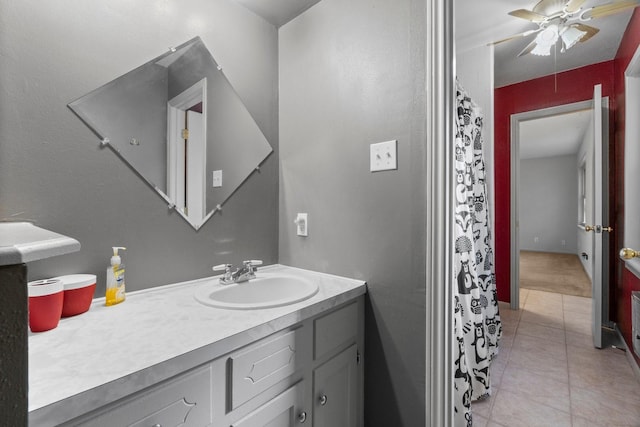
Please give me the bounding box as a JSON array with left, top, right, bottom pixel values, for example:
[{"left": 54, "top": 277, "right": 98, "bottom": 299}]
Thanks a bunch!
[{"left": 554, "top": 42, "right": 558, "bottom": 93}]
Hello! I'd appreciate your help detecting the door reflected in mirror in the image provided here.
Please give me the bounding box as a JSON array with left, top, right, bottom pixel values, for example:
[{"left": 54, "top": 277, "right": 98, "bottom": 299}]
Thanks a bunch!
[{"left": 69, "top": 36, "right": 273, "bottom": 229}]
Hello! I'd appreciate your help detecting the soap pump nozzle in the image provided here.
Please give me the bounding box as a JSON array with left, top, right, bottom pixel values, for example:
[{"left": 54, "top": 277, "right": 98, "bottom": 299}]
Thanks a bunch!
[{"left": 111, "top": 246, "right": 126, "bottom": 266}]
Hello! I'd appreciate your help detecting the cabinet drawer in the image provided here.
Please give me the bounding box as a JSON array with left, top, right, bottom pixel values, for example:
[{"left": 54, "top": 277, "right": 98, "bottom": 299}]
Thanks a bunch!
[
  {"left": 314, "top": 302, "right": 358, "bottom": 361},
  {"left": 75, "top": 365, "right": 212, "bottom": 427},
  {"left": 228, "top": 328, "right": 302, "bottom": 411},
  {"left": 230, "top": 382, "right": 304, "bottom": 427}
]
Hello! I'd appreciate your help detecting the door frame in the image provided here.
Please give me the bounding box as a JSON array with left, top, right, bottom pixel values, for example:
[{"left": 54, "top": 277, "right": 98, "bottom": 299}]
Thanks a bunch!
[
  {"left": 166, "top": 78, "right": 207, "bottom": 228},
  {"left": 623, "top": 45, "right": 640, "bottom": 279},
  {"left": 509, "top": 99, "right": 598, "bottom": 310}
]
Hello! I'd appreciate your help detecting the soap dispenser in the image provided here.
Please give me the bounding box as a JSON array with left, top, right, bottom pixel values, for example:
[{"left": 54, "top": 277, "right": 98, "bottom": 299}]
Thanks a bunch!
[{"left": 106, "top": 246, "right": 126, "bottom": 306}]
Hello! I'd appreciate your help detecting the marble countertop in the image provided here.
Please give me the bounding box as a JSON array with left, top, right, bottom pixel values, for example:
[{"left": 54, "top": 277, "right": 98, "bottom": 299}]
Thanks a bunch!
[
  {"left": 28, "top": 264, "right": 366, "bottom": 425},
  {"left": 0, "top": 222, "right": 80, "bottom": 266}
]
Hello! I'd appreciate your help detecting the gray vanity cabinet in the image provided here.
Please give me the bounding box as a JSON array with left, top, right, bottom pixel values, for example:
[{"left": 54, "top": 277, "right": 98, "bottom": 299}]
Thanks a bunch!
[{"left": 62, "top": 297, "right": 363, "bottom": 427}]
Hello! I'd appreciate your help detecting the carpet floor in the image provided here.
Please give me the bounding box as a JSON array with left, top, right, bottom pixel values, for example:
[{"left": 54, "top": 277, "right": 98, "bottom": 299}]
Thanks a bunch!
[{"left": 519, "top": 250, "right": 592, "bottom": 298}]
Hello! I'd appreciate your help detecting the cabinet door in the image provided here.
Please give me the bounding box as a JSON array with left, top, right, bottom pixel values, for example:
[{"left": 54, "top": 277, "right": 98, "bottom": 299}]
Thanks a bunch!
[
  {"left": 313, "top": 344, "right": 358, "bottom": 427},
  {"left": 230, "top": 382, "right": 306, "bottom": 427}
]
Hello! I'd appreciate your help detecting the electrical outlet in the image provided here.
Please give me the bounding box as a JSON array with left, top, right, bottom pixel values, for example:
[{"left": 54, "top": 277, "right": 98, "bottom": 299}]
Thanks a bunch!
[
  {"left": 213, "top": 170, "right": 222, "bottom": 187},
  {"left": 294, "top": 213, "right": 308, "bottom": 237}
]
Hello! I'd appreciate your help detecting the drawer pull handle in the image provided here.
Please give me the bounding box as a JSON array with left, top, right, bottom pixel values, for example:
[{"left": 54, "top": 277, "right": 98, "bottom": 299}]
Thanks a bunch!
[
  {"left": 319, "top": 394, "right": 328, "bottom": 406},
  {"left": 298, "top": 411, "right": 307, "bottom": 423},
  {"left": 152, "top": 424, "right": 162, "bottom": 427}
]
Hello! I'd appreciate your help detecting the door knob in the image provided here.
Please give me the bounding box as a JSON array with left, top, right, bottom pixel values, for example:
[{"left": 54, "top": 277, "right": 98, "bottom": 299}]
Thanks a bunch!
[
  {"left": 585, "top": 225, "right": 595, "bottom": 232},
  {"left": 601, "top": 226, "right": 613, "bottom": 233},
  {"left": 298, "top": 411, "right": 307, "bottom": 423},
  {"left": 319, "top": 394, "right": 328, "bottom": 406},
  {"left": 620, "top": 248, "right": 640, "bottom": 260}
]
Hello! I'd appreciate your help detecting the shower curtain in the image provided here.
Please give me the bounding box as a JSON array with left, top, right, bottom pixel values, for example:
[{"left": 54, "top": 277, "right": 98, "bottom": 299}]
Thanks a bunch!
[{"left": 453, "top": 81, "right": 502, "bottom": 427}]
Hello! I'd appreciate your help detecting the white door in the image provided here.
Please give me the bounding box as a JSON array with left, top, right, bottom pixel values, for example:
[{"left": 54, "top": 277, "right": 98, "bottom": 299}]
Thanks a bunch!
[
  {"left": 186, "top": 110, "right": 206, "bottom": 225},
  {"left": 591, "top": 84, "right": 610, "bottom": 349}
]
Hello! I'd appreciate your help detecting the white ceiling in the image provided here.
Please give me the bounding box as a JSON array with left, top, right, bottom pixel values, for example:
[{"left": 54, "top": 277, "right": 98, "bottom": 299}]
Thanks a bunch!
[
  {"left": 519, "top": 109, "right": 592, "bottom": 159},
  {"left": 455, "top": 0, "right": 634, "bottom": 88},
  {"left": 233, "top": 0, "right": 322, "bottom": 27}
]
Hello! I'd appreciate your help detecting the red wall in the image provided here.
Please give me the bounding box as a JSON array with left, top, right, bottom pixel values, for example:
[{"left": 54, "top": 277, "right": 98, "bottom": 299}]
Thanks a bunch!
[
  {"left": 494, "top": 62, "right": 615, "bottom": 303},
  {"left": 613, "top": 8, "right": 640, "bottom": 363}
]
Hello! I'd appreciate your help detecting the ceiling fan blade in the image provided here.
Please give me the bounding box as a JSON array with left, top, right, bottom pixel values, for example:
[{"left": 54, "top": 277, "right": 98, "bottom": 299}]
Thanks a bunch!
[
  {"left": 565, "top": 0, "right": 588, "bottom": 12},
  {"left": 508, "top": 9, "right": 548, "bottom": 22},
  {"left": 517, "top": 39, "right": 539, "bottom": 57},
  {"left": 573, "top": 23, "right": 601, "bottom": 42},
  {"left": 490, "top": 29, "right": 540, "bottom": 45},
  {"left": 582, "top": 0, "right": 639, "bottom": 19}
]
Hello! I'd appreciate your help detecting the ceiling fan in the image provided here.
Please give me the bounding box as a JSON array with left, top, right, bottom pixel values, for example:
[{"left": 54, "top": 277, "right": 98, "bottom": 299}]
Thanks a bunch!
[{"left": 493, "top": 0, "right": 639, "bottom": 57}]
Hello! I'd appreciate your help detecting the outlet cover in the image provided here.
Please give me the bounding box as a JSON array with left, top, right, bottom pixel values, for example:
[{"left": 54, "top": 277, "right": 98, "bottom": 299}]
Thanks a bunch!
[
  {"left": 213, "top": 170, "right": 222, "bottom": 188},
  {"left": 295, "top": 213, "right": 308, "bottom": 237},
  {"left": 370, "top": 140, "right": 397, "bottom": 172}
]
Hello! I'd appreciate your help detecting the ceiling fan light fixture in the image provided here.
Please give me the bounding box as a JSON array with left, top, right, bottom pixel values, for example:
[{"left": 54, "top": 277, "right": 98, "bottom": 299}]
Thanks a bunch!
[
  {"left": 531, "top": 25, "right": 559, "bottom": 56},
  {"left": 560, "top": 26, "right": 587, "bottom": 50}
]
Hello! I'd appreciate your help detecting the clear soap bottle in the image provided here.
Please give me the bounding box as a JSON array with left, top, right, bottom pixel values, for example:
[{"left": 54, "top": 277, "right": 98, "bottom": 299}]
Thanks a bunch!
[{"left": 106, "top": 246, "right": 126, "bottom": 306}]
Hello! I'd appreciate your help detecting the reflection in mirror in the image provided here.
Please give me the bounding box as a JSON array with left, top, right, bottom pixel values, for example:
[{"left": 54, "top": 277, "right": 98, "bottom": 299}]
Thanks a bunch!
[{"left": 69, "top": 37, "right": 273, "bottom": 229}]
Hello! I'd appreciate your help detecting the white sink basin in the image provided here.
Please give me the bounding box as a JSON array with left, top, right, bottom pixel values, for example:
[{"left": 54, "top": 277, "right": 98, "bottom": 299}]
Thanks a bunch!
[{"left": 194, "top": 273, "right": 319, "bottom": 310}]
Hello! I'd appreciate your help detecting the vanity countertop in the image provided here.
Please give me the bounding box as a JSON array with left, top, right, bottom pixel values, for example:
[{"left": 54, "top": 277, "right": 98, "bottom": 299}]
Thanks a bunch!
[
  {"left": 0, "top": 222, "right": 80, "bottom": 266},
  {"left": 28, "top": 264, "right": 366, "bottom": 425}
]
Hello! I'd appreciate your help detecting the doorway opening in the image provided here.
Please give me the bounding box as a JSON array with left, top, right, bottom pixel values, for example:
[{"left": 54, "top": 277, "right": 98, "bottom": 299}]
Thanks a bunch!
[
  {"left": 510, "top": 92, "right": 610, "bottom": 348},
  {"left": 167, "top": 78, "right": 207, "bottom": 226}
]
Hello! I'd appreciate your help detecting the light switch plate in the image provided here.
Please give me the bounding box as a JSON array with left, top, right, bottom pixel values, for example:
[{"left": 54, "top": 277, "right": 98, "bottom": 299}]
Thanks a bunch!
[
  {"left": 370, "top": 140, "right": 397, "bottom": 172},
  {"left": 213, "top": 170, "right": 222, "bottom": 188}
]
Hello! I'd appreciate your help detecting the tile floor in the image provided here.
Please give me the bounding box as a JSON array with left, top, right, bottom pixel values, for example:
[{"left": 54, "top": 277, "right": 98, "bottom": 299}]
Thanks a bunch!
[{"left": 473, "top": 288, "right": 640, "bottom": 427}]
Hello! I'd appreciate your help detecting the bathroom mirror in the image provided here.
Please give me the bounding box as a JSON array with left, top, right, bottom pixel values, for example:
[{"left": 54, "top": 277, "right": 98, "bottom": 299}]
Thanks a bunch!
[{"left": 69, "top": 37, "right": 273, "bottom": 230}]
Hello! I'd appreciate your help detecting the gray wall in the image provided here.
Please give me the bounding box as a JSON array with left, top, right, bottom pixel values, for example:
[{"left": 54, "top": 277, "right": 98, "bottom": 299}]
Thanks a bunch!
[
  {"left": 279, "top": 0, "right": 427, "bottom": 425},
  {"left": 456, "top": 44, "right": 496, "bottom": 257},
  {"left": 519, "top": 155, "right": 579, "bottom": 253},
  {"left": 0, "top": 1, "right": 279, "bottom": 293}
]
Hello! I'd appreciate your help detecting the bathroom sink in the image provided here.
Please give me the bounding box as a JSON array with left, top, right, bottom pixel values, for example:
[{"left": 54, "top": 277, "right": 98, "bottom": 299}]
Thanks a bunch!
[{"left": 194, "top": 273, "right": 319, "bottom": 309}]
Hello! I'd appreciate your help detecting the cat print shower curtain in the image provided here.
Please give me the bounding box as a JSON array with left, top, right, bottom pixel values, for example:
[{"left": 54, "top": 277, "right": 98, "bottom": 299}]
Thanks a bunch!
[{"left": 453, "top": 82, "right": 502, "bottom": 427}]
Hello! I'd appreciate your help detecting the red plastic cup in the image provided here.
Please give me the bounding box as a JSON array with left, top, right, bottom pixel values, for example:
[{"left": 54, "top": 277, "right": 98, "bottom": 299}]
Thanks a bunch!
[
  {"left": 54, "top": 274, "right": 97, "bottom": 317},
  {"left": 28, "top": 279, "right": 64, "bottom": 332}
]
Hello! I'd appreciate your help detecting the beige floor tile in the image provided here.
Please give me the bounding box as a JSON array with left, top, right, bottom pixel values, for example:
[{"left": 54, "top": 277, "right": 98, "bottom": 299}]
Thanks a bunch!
[
  {"left": 570, "top": 385, "right": 640, "bottom": 426},
  {"left": 499, "top": 365, "right": 571, "bottom": 413},
  {"left": 472, "top": 394, "right": 493, "bottom": 419},
  {"left": 472, "top": 413, "right": 489, "bottom": 427},
  {"left": 568, "top": 347, "right": 640, "bottom": 400},
  {"left": 490, "top": 358, "right": 506, "bottom": 389},
  {"left": 508, "top": 347, "right": 569, "bottom": 382},
  {"left": 520, "top": 309, "right": 564, "bottom": 329},
  {"left": 566, "top": 331, "right": 593, "bottom": 349},
  {"left": 567, "top": 345, "right": 632, "bottom": 375},
  {"left": 518, "top": 289, "right": 529, "bottom": 308},
  {"left": 571, "top": 414, "right": 614, "bottom": 426},
  {"left": 564, "top": 311, "right": 592, "bottom": 336},
  {"left": 499, "top": 325, "right": 516, "bottom": 345},
  {"left": 524, "top": 299, "right": 562, "bottom": 311},
  {"left": 511, "top": 333, "right": 567, "bottom": 361},
  {"left": 489, "top": 388, "right": 572, "bottom": 427},
  {"left": 562, "top": 295, "right": 592, "bottom": 315},
  {"left": 526, "top": 289, "right": 564, "bottom": 305},
  {"left": 517, "top": 320, "right": 566, "bottom": 343}
]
